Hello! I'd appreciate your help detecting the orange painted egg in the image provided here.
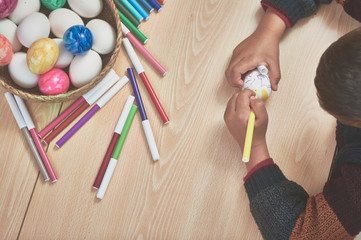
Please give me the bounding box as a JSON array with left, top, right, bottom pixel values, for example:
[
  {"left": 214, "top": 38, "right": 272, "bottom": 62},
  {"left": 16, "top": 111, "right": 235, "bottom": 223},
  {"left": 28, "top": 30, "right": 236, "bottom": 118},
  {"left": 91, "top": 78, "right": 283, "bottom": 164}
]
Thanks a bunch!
[{"left": 26, "top": 38, "right": 59, "bottom": 74}]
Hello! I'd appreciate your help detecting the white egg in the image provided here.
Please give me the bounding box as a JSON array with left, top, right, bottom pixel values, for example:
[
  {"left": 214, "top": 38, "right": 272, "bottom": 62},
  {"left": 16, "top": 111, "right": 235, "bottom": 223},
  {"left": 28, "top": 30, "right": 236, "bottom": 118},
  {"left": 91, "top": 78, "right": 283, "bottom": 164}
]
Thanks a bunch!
[
  {"left": 49, "top": 8, "right": 84, "bottom": 38},
  {"left": 69, "top": 50, "right": 102, "bottom": 88},
  {"left": 68, "top": 0, "right": 103, "bottom": 18},
  {"left": 243, "top": 69, "right": 272, "bottom": 100},
  {"left": 52, "top": 38, "right": 74, "bottom": 69},
  {"left": 8, "top": 52, "right": 39, "bottom": 88},
  {"left": 86, "top": 19, "right": 116, "bottom": 55},
  {"left": 8, "top": 0, "right": 41, "bottom": 24},
  {"left": 0, "top": 19, "right": 22, "bottom": 52},
  {"left": 17, "top": 12, "right": 50, "bottom": 48}
]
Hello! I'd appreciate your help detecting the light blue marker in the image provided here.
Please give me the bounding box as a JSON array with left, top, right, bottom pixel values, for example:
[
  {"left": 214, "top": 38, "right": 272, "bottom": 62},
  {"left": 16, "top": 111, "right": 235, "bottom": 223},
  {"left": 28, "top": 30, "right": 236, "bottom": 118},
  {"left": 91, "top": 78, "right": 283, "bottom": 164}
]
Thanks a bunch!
[{"left": 128, "top": 0, "right": 150, "bottom": 20}]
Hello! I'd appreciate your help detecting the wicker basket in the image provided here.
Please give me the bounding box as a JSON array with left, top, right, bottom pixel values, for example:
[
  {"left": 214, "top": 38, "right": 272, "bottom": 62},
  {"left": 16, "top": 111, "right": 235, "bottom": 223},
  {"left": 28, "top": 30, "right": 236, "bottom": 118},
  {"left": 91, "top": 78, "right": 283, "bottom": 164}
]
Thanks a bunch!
[{"left": 0, "top": 0, "right": 122, "bottom": 102}]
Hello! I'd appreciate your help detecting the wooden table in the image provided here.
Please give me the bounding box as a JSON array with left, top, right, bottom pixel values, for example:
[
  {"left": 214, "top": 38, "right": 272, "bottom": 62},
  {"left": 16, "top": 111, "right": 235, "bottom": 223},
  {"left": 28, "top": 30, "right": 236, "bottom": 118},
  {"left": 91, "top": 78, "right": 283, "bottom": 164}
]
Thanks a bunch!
[{"left": 1, "top": 1, "right": 360, "bottom": 239}]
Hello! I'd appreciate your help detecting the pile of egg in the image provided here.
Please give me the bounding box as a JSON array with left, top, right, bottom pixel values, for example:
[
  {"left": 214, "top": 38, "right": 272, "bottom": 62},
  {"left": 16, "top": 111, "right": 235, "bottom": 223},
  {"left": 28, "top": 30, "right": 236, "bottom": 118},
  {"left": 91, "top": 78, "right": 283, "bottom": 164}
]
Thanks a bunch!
[{"left": 0, "top": 0, "right": 116, "bottom": 95}]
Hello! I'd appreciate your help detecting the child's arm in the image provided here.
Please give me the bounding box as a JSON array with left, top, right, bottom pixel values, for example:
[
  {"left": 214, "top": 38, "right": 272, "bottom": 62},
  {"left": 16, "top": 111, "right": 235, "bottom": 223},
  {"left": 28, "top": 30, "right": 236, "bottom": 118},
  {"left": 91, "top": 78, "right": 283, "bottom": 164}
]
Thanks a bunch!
[{"left": 224, "top": 90, "right": 361, "bottom": 239}]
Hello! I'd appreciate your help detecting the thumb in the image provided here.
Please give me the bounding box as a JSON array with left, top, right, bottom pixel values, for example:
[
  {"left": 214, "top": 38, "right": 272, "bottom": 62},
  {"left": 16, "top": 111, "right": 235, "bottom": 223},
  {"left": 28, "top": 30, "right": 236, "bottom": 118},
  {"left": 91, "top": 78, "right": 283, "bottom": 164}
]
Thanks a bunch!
[
  {"left": 250, "top": 97, "right": 268, "bottom": 123},
  {"left": 267, "top": 61, "right": 281, "bottom": 91}
]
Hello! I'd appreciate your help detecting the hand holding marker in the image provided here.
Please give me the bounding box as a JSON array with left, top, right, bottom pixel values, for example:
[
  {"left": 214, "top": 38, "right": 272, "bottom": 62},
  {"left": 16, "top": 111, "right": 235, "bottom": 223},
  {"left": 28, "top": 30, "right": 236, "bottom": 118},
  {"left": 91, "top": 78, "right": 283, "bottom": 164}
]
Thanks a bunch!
[
  {"left": 123, "top": 37, "right": 169, "bottom": 124},
  {"left": 127, "top": 67, "right": 160, "bottom": 161},
  {"left": 242, "top": 65, "right": 271, "bottom": 163}
]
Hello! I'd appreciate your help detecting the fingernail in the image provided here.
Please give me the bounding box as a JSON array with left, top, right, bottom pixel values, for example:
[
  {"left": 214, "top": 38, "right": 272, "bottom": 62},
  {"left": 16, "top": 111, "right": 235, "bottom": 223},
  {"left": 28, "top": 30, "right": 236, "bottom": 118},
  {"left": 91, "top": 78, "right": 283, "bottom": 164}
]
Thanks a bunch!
[{"left": 250, "top": 96, "right": 256, "bottom": 100}]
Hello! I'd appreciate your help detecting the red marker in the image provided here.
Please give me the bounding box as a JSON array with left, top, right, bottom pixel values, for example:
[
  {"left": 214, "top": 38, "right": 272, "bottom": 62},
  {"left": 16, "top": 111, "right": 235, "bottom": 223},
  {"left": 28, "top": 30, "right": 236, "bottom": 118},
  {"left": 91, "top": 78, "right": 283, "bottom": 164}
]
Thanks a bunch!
[{"left": 122, "top": 37, "right": 170, "bottom": 124}]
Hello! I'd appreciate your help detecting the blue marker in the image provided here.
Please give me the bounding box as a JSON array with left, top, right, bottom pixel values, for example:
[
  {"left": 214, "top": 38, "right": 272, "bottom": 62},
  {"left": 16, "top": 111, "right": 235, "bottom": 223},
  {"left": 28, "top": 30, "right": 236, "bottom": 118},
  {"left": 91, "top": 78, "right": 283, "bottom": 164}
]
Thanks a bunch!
[
  {"left": 146, "top": 0, "right": 161, "bottom": 12},
  {"left": 137, "top": 0, "right": 154, "bottom": 13}
]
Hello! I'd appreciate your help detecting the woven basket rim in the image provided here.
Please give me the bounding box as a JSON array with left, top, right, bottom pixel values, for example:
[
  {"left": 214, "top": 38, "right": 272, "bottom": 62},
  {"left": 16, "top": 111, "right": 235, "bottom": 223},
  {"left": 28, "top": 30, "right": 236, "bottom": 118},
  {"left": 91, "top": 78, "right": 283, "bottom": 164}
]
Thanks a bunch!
[{"left": 0, "top": 0, "right": 122, "bottom": 103}]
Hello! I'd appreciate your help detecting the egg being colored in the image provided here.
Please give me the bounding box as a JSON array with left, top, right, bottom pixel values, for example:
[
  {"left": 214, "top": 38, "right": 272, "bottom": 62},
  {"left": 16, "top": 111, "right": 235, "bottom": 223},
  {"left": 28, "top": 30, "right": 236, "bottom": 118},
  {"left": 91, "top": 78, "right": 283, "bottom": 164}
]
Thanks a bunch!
[
  {"left": 53, "top": 38, "right": 74, "bottom": 69},
  {"left": 9, "top": 52, "right": 39, "bottom": 88},
  {"left": 63, "top": 25, "right": 93, "bottom": 55},
  {"left": 39, "top": 68, "right": 69, "bottom": 95},
  {"left": 243, "top": 69, "right": 272, "bottom": 100},
  {"left": 41, "top": 0, "right": 66, "bottom": 10},
  {"left": 49, "top": 8, "right": 84, "bottom": 38},
  {"left": 69, "top": 50, "right": 102, "bottom": 88},
  {"left": 0, "top": 18, "right": 22, "bottom": 52},
  {"left": 27, "top": 38, "right": 59, "bottom": 74},
  {"left": 86, "top": 19, "right": 116, "bottom": 55},
  {"left": 68, "top": 0, "right": 102, "bottom": 18},
  {"left": 17, "top": 12, "right": 50, "bottom": 48},
  {"left": 0, "top": 0, "right": 18, "bottom": 18},
  {"left": 0, "top": 34, "right": 13, "bottom": 66},
  {"left": 8, "top": 0, "right": 40, "bottom": 24}
]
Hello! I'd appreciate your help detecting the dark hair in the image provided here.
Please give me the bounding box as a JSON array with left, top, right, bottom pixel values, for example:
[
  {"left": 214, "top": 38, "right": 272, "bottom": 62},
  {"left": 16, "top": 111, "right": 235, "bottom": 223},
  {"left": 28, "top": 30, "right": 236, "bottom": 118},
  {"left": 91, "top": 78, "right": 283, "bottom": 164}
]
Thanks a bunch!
[{"left": 315, "top": 27, "right": 361, "bottom": 121}]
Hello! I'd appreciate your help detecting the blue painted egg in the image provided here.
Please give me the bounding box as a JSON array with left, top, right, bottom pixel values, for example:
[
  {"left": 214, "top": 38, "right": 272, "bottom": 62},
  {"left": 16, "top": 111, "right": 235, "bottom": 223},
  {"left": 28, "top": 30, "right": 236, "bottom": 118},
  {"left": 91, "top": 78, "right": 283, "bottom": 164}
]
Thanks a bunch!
[{"left": 63, "top": 25, "right": 93, "bottom": 55}]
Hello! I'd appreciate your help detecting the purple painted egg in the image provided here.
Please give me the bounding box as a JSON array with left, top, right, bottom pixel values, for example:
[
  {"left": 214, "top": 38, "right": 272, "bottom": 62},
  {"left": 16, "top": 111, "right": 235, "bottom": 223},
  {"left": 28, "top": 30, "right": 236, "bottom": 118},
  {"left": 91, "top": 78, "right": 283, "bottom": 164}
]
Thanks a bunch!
[
  {"left": 38, "top": 68, "right": 69, "bottom": 95},
  {"left": 0, "top": 34, "right": 13, "bottom": 66},
  {"left": 0, "top": 0, "right": 18, "bottom": 18}
]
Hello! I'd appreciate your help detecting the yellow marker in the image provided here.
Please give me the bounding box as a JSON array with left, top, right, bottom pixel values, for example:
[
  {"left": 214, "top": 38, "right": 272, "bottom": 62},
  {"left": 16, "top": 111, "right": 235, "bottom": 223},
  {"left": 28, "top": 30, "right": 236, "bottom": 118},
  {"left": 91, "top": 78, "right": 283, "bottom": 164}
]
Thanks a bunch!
[{"left": 242, "top": 90, "right": 257, "bottom": 163}]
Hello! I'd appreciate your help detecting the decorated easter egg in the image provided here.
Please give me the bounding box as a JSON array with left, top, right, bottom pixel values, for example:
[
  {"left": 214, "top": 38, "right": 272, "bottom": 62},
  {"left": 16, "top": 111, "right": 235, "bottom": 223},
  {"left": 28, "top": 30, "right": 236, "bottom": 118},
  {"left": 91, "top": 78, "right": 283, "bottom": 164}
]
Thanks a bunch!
[
  {"left": 68, "top": 0, "right": 102, "bottom": 18},
  {"left": 17, "top": 12, "right": 50, "bottom": 48},
  {"left": 243, "top": 69, "right": 272, "bottom": 100},
  {"left": 63, "top": 25, "right": 93, "bottom": 55},
  {"left": 39, "top": 68, "right": 69, "bottom": 95},
  {"left": 41, "top": 0, "right": 65, "bottom": 10},
  {"left": 0, "top": 0, "right": 18, "bottom": 18},
  {"left": 86, "top": 19, "right": 116, "bottom": 55},
  {"left": 49, "top": 8, "right": 84, "bottom": 38},
  {"left": 0, "top": 34, "right": 13, "bottom": 66},
  {"left": 53, "top": 38, "right": 74, "bottom": 69},
  {"left": 8, "top": 0, "right": 40, "bottom": 24},
  {"left": 69, "top": 50, "right": 102, "bottom": 88},
  {"left": 27, "top": 38, "right": 59, "bottom": 74},
  {"left": 0, "top": 18, "right": 22, "bottom": 52},
  {"left": 9, "top": 52, "right": 39, "bottom": 88}
]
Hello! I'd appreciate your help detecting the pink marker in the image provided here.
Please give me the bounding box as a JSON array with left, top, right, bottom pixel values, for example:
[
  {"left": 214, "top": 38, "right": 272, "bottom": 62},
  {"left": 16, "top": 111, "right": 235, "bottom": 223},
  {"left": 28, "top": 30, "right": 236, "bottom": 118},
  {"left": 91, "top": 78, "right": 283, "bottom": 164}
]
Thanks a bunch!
[
  {"left": 121, "top": 23, "right": 167, "bottom": 77},
  {"left": 14, "top": 95, "right": 57, "bottom": 182}
]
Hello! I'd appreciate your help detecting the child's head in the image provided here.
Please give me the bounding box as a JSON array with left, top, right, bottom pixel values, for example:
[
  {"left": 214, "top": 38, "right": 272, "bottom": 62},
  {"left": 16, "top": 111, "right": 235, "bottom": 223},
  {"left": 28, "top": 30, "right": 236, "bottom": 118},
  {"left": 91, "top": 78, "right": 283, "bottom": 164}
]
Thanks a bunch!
[{"left": 315, "top": 27, "right": 361, "bottom": 127}]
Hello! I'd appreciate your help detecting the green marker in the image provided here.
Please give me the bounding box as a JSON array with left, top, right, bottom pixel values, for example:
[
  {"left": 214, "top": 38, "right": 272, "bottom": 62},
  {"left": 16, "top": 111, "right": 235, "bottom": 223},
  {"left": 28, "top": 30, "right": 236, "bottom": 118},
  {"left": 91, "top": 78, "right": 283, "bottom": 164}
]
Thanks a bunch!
[
  {"left": 118, "top": 10, "right": 148, "bottom": 44},
  {"left": 96, "top": 105, "right": 138, "bottom": 199},
  {"left": 114, "top": 0, "right": 141, "bottom": 28}
]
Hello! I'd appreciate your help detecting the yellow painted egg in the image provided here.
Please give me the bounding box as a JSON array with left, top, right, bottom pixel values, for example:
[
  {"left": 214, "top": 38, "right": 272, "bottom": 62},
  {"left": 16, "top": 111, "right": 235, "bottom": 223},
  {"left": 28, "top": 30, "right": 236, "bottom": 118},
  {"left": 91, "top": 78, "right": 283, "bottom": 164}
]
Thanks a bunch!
[{"left": 26, "top": 38, "right": 59, "bottom": 74}]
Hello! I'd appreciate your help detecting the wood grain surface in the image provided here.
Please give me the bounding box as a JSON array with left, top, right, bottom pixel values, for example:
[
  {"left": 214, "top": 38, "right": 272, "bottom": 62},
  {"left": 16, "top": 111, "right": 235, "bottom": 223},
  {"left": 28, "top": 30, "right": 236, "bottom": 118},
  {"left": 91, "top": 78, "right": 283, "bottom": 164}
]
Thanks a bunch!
[{"left": 1, "top": 0, "right": 360, "bottom": 239}]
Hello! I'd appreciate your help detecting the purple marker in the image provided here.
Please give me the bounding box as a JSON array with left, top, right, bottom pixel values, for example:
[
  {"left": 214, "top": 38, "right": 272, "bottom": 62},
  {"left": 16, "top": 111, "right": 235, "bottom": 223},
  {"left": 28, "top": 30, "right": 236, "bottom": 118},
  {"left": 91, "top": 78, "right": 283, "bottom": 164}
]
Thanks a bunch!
[
  {"left": 127, "top": 67, "right": 159, "bottom": 161},
  {"left": 56, "top": 76, "right": 129, "bottom": 148}
]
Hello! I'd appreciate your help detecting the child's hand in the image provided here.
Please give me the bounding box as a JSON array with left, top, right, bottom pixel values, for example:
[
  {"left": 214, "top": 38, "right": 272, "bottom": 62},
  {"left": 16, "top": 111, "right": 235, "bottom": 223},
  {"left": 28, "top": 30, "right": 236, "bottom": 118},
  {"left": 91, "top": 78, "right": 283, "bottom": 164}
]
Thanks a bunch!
[
  {"left": 225, "top": 9, "right": 286, "bottom": 91},
  {"left": 224, "top": 89, "right": 268, "bottom": 152}
]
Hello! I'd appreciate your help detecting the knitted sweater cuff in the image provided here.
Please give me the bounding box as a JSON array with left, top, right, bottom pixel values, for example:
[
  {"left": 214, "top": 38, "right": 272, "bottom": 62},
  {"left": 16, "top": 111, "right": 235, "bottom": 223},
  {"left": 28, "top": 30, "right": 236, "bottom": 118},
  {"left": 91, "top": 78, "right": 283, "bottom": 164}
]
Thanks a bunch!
[
  {"left": 261, "top": 0, "right": 317, "bottom": 27},
  {"left": 244, "top": 164, "right": 287, "bottom": 201},
  {"left": 243, "top": 158, "right": 275, "bottom": 182}
]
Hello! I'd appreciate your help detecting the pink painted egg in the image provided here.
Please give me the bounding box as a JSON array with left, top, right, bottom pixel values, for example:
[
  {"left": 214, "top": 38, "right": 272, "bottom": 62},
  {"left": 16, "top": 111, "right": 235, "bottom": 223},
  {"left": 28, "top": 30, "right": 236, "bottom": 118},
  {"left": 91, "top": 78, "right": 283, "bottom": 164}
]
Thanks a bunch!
[
  {"left": 0, "top": 0, "right": 18, "bottom": 18},
  {"left": 0, "top": 34, "right": 13, "bottom": 66},
  {"left": 39, "top": 68, "right": 69, "bottom": 95},
  {"left": 26, "top": 38, "right": 59, "bottom": 74}
]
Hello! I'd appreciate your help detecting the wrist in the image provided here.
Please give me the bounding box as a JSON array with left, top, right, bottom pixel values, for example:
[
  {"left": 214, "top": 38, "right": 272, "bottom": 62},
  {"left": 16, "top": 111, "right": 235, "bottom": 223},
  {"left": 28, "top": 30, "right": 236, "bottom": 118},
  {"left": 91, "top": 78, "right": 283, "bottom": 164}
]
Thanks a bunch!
[
  {"left": 256, "top": 8, "right": 286, "bottom": 41},
  {"left": 245, "top": 140, "right": 270, "bottom": 171}
]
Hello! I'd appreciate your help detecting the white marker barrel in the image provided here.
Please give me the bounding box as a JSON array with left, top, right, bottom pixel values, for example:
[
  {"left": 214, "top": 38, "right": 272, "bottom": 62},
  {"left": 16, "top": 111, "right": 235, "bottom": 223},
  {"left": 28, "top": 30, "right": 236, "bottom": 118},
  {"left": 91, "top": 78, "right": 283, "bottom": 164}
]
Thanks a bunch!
[
  {"left": 142, "top": 120, "right": 160, "bottom": 161},
  {"left": 97, "top": 158, "right": 118, "bottom": 199}
]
